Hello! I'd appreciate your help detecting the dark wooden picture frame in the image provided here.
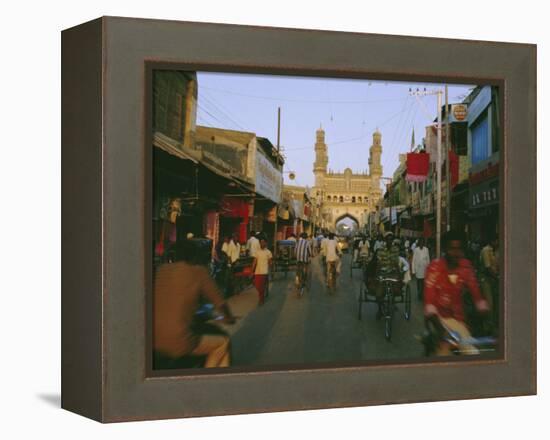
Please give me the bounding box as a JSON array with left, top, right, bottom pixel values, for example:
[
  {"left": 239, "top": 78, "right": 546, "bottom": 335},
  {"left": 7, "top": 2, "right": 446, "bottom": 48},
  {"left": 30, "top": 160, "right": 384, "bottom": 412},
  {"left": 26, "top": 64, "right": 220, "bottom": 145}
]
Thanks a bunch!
[{"left": 62, "top": 16, "right": 536, "bottom": 422}]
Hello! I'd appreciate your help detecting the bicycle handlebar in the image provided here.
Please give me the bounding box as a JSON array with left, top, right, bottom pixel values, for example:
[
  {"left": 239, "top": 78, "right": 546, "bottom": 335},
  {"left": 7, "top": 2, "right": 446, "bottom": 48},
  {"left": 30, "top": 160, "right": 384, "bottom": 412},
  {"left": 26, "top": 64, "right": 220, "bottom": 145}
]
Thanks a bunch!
[{"left": 377, "top": 277, "right": 400, "bottom": 283}]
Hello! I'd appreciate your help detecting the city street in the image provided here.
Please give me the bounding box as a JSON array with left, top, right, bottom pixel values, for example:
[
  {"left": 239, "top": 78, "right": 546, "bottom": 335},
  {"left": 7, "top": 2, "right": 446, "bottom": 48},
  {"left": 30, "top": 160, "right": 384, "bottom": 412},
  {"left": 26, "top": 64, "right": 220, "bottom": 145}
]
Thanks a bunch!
[{"left": 230, "top": 253, "right": 426, "bottom": 367}]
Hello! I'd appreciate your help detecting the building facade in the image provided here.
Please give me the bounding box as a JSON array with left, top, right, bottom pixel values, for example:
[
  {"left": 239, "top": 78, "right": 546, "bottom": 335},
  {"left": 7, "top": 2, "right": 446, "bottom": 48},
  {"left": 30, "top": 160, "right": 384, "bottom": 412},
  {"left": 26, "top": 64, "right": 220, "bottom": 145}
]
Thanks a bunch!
[{"left": 312, "top": 127, "right": 383, "bottom": 231}]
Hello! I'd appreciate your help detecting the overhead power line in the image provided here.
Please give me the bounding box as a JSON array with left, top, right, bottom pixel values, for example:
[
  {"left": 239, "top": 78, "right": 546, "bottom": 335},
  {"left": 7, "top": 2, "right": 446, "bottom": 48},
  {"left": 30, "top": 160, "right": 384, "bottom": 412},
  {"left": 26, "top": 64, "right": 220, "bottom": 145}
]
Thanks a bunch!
[
  {"left": 282, "top": 103, "right": 411, "bottom": 152},
  {"left": 200, "top": 85, "right": 409, "bottom": 105},
  {"left": 199, "top": 91, "right": 249, "bottom": 131}
]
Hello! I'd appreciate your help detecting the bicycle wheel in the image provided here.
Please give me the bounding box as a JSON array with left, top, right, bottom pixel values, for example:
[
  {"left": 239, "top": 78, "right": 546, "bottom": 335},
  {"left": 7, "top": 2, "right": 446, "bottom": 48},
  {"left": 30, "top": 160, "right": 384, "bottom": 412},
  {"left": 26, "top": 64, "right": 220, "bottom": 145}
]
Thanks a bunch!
[
  {"left": 327, "top": 264, "right": 335, "bottom": 294},
  {"left": 384, "top": 289, "right": 393, "bottom": 341},
  {"left": 358, "top": 284, "right": 364, "bottom": 320},
  {"left": 404, "top": 284, "right": 411, "bottom": 320}
]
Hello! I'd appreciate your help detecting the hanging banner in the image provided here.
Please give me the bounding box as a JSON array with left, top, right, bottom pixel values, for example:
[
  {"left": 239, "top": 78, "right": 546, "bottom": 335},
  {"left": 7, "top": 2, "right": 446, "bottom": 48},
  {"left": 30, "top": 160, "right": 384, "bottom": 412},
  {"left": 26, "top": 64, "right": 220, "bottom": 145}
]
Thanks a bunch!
[
  {"left": 406, "top": 152, "right": 430, "bottom": 182},
  {"left": 255, "top": 151, "right": 282, "bottom": 203},
  {"left": 220, "top": 197, "right": 249, "bottom": 219}
]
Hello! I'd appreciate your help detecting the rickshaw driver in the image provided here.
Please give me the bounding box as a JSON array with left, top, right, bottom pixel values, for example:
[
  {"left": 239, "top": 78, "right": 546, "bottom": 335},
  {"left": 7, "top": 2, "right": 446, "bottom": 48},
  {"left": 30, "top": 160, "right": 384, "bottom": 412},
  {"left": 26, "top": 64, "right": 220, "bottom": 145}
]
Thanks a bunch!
[{"left": 374, "top": 231, "right": 402, "bottom": 319}]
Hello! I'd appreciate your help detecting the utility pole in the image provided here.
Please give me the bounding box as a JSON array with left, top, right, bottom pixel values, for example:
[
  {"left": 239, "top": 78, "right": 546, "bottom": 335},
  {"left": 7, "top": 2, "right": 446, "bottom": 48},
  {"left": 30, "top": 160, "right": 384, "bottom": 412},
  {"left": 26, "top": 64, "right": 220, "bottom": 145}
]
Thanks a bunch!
[
  {"left": 445, "top": 85, "right": 451, "bottom": 233},
  {"left": 380, "top": 177, "right": 393, "bottom": 234},
  {"left": 436, "top": 90, "right": 442, "bottom": 258},
  {"left": 277, "top": 107, "right": 281, "bottom": 153},
  {"left": 410, "top": 87, "right": 443, "bottom": 258},
  {"left": 274, "top": 107, "right": 281, "bottom": 251}
]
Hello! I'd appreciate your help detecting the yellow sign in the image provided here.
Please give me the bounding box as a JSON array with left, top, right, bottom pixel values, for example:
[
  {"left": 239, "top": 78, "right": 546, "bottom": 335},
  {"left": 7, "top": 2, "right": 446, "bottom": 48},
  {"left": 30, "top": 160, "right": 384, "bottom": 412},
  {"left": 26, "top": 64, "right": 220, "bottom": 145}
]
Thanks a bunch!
[{"left": 452, "top": 104, "right": 468, "bottom": 121}]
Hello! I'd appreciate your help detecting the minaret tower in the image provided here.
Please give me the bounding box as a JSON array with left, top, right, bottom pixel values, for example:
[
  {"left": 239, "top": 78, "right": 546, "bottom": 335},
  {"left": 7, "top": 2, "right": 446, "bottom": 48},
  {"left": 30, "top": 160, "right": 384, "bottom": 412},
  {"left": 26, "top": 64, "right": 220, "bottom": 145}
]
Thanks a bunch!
[
  {"left": 369, "top": 129, "right": 383, "bottom": 186},
  {"left": 313, "top": 125, "right": 328, "bottom": 188}
]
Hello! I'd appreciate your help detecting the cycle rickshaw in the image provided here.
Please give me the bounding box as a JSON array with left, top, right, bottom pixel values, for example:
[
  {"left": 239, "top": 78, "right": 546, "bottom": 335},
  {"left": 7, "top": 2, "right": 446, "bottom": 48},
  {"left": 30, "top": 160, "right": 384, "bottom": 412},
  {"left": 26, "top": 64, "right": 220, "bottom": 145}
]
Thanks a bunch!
[
  {"left": 272, "top": 239, "right": 297, "bottom": 279},
  {"left": 357, "top": 258, "right": 411, "bottom": 341}
]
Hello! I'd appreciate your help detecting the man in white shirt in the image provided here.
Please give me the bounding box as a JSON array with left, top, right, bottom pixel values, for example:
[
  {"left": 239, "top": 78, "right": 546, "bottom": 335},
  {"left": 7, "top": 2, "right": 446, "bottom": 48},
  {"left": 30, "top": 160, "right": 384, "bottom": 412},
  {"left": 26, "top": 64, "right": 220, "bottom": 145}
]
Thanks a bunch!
[
  {"left": 374, "top": 235, "right": 384, "bottom": 252},
  {"left": 411, "top": 238, "right": 430, "bottom": 300},
  {"left": 320, "top": 234, "right": 329, "bottom": 266},
  {"left": 246, "top": 231, "right": 260, "bottom": 257},
  {"left": 252, "top": 237, "right": 273, "bottom": 305},
  {"left": 227, "top": 235, "right": 240, "bottom": 264},
  {"left": 359, "top": 237, "right": 370, "bottom": 259},
  {"left": 220, "top": 236, "right": 231, "bottom": 261},
  {"left": 324, "top": 232, "right": 342, "bottom": 280}
]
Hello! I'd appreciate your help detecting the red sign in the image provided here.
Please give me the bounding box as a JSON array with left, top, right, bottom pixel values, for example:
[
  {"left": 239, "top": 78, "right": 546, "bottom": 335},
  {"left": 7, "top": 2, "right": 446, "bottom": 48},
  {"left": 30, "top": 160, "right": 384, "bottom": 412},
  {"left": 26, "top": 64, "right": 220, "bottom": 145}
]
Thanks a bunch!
[
  {"left": 220, "top": 197, "right": 250, "bottom": 219},
  {"left": 406, "top": 152, "right": 430, "bottom": 182}
]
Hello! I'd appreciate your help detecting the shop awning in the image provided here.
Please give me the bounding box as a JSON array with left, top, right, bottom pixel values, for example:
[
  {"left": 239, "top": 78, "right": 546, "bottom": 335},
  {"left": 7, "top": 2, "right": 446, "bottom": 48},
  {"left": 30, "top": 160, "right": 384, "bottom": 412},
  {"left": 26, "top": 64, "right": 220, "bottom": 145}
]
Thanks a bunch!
[
  {"left": 154, "top": 132, "right": 199, "bottom": 163},
  {"left": 154, "top": 132, "right": 254, "bottom": 195}
]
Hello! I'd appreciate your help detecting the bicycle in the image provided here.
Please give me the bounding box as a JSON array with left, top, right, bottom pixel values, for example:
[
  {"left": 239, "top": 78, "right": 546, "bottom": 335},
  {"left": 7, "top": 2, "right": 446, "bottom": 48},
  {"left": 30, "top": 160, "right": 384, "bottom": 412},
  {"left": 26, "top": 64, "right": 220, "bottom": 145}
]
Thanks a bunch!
[
  {"left": 421, "top": 318, "right": 497, "bottom": 357},
  {"left": 295, "top": 261, "right": 310, "bottom": 297},
  {"left": 350, "top": 253, "right": 369, "bottom": 278},
  {"left": 378, "top": 276, "right": 402, "bottom": 341},
  {"left": 326, "top": 260, "right": 337, "bottom": 294}
]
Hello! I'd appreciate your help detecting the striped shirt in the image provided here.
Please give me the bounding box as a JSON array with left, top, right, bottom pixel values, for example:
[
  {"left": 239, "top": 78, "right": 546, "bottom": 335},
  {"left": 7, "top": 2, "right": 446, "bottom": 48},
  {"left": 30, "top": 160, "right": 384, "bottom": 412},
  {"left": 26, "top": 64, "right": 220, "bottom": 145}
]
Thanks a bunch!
[{"left": 295, "top": 238, "right": 312, "bottom": 263}]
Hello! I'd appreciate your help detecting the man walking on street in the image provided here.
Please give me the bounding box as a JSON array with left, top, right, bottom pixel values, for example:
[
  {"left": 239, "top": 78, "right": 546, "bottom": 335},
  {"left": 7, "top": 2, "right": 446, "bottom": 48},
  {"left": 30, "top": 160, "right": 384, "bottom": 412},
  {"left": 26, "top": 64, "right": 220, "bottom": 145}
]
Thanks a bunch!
[
  {"left": 412, "top": 238, "right": 430, "bottom": 301},
  {"left": 246, "top": 231, "right": 260, "bottom": 257},
  {"left": 252, "top": 237, "right": 272, "bottom": 306},
  {"left": 295, "top": 232, "right": 313, "bottom": 293},
  {"left": 479, "top": 237, "right": 499, "bottom": 332}
]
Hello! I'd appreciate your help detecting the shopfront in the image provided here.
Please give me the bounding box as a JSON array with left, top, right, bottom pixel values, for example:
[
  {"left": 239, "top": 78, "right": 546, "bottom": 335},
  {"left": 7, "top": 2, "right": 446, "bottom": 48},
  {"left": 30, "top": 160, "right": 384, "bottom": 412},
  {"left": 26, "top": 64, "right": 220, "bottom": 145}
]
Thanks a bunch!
[{"left": 468, "top": 169, "right": 499, "bottom": 243}]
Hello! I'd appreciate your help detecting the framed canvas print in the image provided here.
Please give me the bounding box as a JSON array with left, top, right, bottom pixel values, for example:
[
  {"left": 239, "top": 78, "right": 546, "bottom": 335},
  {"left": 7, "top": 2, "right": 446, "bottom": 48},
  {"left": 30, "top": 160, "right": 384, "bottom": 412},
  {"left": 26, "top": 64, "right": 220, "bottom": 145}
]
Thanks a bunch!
[{"left": 61, "top": 16, "right": 536, "bottom": 422}]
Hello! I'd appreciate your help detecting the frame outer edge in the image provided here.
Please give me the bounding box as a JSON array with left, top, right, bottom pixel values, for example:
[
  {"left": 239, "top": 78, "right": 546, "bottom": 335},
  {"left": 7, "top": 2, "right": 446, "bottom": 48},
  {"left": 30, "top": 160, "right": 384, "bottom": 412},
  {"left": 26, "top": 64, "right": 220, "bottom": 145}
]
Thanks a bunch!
[
  {"left": 98, "top": 17, "right": 537, "bottom": 422},
  {"left": 61, "top": 17, "right": 104, "bottom": 422}
]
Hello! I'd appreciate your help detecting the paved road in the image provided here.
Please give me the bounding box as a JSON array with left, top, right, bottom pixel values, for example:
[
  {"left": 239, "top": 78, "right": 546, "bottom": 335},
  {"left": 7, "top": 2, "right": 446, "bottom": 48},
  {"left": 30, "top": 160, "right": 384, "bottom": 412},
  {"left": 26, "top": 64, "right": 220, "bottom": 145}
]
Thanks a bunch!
[{"left": 231, "top": 253, "right": 427, "bottom": 368}]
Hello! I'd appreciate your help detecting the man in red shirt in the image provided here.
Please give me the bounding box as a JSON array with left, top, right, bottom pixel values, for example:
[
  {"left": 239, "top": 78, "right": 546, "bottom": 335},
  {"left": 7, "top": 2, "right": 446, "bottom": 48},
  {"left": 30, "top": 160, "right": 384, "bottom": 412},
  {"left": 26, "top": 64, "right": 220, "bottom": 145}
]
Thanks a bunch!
[{"left": 424, "top": 231, "right": 489, "bottom": 355}]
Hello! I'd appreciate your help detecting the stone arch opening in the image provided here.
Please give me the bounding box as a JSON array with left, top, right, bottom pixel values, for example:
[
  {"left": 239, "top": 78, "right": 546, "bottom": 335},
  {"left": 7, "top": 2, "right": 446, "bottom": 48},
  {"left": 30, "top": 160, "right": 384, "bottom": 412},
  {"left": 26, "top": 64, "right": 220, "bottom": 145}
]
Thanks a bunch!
[{"left": 335, "top": 213, "right": 360, "bottom": 236}]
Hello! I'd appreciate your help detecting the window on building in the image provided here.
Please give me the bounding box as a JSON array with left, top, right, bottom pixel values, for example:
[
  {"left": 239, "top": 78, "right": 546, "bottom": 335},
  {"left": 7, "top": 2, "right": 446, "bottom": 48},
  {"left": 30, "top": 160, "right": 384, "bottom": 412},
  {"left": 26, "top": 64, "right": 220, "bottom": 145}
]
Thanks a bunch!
[
  {"left": 352, "top": 196, "right": 356, "bottom": 203},
  {"left": 451, "top": 122, "right": 468, "bottom": 155},
  {"left": 327, "top": 195, "right": 331, "bottom": 202},
  {"left": 339, "top": 196, "right": 344, "bottom": 203},
  {"left": 471, "top": 111, "right": 490, "bottom": 165},
  {"left": 358, "top": 196, "right": 362, "bottom": 203}
]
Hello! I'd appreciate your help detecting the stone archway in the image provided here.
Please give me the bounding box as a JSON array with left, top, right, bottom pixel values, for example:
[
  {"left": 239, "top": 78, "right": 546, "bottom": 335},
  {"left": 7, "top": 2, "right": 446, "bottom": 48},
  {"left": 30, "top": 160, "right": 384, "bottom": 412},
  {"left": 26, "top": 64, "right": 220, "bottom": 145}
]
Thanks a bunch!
[{"left": 334, "top": 213, "right": 360, "bottom": 236}]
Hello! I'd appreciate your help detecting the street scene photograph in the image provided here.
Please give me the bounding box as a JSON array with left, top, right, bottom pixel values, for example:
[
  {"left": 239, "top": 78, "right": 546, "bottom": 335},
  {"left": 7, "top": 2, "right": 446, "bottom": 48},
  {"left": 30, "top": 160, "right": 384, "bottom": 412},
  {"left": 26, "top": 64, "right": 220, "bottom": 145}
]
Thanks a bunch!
[{"left": 151, "top": 70, "right": 501, "bottom": 371}]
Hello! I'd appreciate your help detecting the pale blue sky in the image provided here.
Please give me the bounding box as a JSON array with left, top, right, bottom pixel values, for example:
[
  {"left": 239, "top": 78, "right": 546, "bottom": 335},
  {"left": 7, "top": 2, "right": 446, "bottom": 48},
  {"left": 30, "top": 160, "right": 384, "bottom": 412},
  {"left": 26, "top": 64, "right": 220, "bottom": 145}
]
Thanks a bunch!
[{"left": 196, "top": 72, "right": 475, "bottom": 189}]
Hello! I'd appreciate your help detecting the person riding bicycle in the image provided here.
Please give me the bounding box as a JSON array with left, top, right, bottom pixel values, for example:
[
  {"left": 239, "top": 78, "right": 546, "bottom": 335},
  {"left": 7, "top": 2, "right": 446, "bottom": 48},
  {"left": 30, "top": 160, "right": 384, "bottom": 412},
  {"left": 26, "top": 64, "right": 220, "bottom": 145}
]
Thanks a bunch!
[
  {"left": 154, "top": 239, "right": 236, "bottom": 369},
  {"left": 324, "top": 232, "right": 342, "bottom": 285},
  {"left": 423, "top": 230, "right": 490, "bottom": 356},
  {"left": 295, "top": 232, "right": 313, "bottom": 291},
  {"left": 374, "top": 231, "right": 402, "bottom": 319}
]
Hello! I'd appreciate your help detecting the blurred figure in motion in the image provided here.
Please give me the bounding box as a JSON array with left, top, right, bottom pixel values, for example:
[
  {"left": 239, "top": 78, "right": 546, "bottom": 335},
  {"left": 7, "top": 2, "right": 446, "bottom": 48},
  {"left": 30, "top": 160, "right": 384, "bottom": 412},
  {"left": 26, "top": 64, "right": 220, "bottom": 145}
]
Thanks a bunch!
[
  {"left": 423, "top": 231, "right": 490, "bottom": 356},
  {"left": 154, "top": 239, "right": 236, "bottom": 369}
]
